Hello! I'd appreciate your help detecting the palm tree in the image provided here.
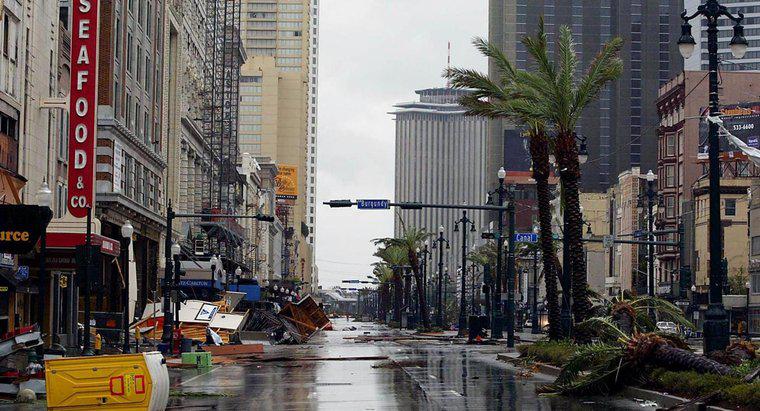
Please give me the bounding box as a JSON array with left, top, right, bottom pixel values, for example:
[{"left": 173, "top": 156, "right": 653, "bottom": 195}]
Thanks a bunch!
[
  {"left": 519, "top": 22, "right": 623, "bottom": 329},
  {"left": 446, "top": 37, "right": 564, "bottom": 339},
  {"left": 371, "top": 264, "right": 394, "bottom": 322},
  {"left": 375, "top": 225, "right": 433, "bottom": 330},
  {"left": 373, "top": 245, "right": 407, "bottom": 324}
]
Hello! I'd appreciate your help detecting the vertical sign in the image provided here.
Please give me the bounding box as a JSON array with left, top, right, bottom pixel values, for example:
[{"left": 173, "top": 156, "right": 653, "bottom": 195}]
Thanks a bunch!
[
  {"left": 113, "top": 141, "right": 122, "bottom": 193},
  {"left": 67, "top": 0, "right": 100, "bottom": 217}
]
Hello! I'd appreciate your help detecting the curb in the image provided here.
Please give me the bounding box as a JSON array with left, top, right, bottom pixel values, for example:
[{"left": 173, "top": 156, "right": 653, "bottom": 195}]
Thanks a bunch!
[
  {"left": 621, "top": 387, "right": 733, "bottom": 411},
  {"left": 495, "top": 353, "right": 562, "bottom": 377}
]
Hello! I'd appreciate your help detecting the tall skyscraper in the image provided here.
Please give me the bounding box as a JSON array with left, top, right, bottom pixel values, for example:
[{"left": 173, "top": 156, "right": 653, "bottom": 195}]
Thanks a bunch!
[
  {"left": 684, "top": 0, "right": 760, "bottom": 71},
  {"left": 239, "top": 0, "right": 318, "bottom": 290},
  {"left": 391, "top": 88, "right": 488, "bottom": 279},
  {"left": 488, "top": 0, "right": 683, "bottom": 191}
]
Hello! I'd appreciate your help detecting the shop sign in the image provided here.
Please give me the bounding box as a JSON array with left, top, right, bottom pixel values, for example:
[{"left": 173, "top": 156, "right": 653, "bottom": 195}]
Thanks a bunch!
[
  {"left": 67, "top": 0, "right": 100, "bottom": 218},
  {"left": 0, "top": 286, "right": 8, "bottom": 292},
  {"left": 0, "top": 205, "right": 53, "bottom": 254},
  {"left": 15, "top": 266, "right": 28, "bottom": 281}
]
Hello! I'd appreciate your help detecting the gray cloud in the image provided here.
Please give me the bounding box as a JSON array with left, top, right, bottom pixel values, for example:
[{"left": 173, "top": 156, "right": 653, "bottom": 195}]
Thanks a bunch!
[{"left": 316, "top": 0, "right": 488, "bottom": 288}]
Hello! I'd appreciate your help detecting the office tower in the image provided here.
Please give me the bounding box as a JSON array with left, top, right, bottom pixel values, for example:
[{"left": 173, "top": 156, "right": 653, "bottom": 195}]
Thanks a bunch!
[
  {"left": 239, "top": 0, "right": 318, "bottom": 290},
  {"left": 391, "top": 88, "right": 488, "bottom": 279}
]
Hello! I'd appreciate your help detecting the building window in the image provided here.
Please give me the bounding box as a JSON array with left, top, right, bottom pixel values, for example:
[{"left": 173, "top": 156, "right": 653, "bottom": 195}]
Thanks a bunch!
[
  {"left": 665, "top": 165, "right": 675, "bottom": 188},
  {"left": 126, "top": 32, "right": 133, "bottom": 74},
  {"left": 665, "top": 195, "right": 675, "bottom": 218},
  {"left": 752, "top": 271, "right": 760, "bottom": 294},
  {"left": 725, "top": 198, "right": 736, "bottom": 216},
  {"left": 752, "top": 236, "right": 760, "bottom": 256},
  {"left": 666, "top": 133, "right": 675, "bottom": 156}
]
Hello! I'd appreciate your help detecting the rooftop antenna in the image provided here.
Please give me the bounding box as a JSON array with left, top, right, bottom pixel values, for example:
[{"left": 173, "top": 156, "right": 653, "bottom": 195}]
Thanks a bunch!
[{"left": 446, "top": 41, "right": 452, "bottom": 88}]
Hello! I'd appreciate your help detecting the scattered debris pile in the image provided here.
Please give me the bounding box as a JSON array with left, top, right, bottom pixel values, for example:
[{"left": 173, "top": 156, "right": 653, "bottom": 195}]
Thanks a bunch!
[
  {"left": 131, "top": 293, "right": 331, "bottom": 347},
  {"left": 242, "top": 309, "right": 306, "bottom": 344},
  {"left": 0, "top": 326, "right": 47, "bottom": 399}
]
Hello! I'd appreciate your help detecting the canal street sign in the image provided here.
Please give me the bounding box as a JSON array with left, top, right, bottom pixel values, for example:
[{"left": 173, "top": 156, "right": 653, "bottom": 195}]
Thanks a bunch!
[
  {"left": 357, "top": 199, "right": 390, "bottom": 210},
  {"left": 513, "top": 233, "right": 538, "bottom": 243}
]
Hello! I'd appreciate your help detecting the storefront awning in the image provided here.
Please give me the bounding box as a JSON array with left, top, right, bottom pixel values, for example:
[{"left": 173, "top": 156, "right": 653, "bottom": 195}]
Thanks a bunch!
[{"left": 46, "top": 232, "right": 121, "bottom": 256}]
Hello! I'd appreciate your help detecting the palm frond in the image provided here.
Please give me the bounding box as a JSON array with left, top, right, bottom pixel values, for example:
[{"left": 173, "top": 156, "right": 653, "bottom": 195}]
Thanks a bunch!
[
  {"left": 543, "top": 342, "right": 629, "bottom": 396},
  {"left": 629, "top": 296, "right": 694, "bottom": 329},
  {"left": 571, "top": 36, "right": 623, "bottom": 123},
  {"left": 575, "top": 316, "right": 630, "bottom": 341},
  {"left": 555, "top": 26, "right": 578, "bottom": 128}
]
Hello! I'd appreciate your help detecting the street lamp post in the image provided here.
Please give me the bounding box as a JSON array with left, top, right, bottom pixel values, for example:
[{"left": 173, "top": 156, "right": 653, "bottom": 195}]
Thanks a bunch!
[
  {"left": 678, "top": 0, "right": 747, "bottom": 353},
  {"left": 454, "top": 211, "right": 477, "bottom": 337},
  {"left": 171, "top": 242, "right": 181, "bottom": 332},
  {"left": 432, "top": 226, "right": 449, "bottom": 328},
  {"left": 35, "top": 181, "right": 52, "bottom": 353},
  {"left": 162, "top": 204, "right": 176, "bottom": 344},
  {"left": 646, "top": 170, "right": 657, "bottom": 297},
  {"left": 120, "top": 220, "right": 134, "bottom": 354},
  {"left": 531, "top": 224, "right": 541, "bottom": 334},
  {"left": 505, "top": 184, "right": 517, "bottom": 348},
  {"left": 488, "top": 167, "right": 507, "bottom": 339},
  {"left": 210, "top": 255, "right": 219, "bottom": 299},
  {"left": 235, "top": 267, "right": 242, "bottom": 292},
  {"left": 470, "top": 258, "right": 477, "bottom": 315}
]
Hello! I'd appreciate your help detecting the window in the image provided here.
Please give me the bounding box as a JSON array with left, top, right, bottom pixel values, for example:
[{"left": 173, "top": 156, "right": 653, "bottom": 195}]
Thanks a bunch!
[
  {"left": 725, "top": 198, "right": 736, "bottom": 216},
  {"left": 125, "top": 93, "right": 133, "bottom": 129},
  {"left": 126, "top": 33, "right": 133, "bottom": 73},
  {"left": 665, "top": 195, "right": 675, "bottom": 218},
  {"left": 752, "top": 236, "right": 760, "bottom": 255},
  {"left": 666, "top": 133, "right": 675, "bottom": 156},
  {"left": 136, "top": 45, "right": 143, "bottom": 84},
  {"left": 752, "top": 272, "right": 760, "bottom": 294},
  {"left": 114, "top": 17, "right": 122, "bottom": 61},
  {"left": 113, "top": 80, "right": 121, "bottom": 118},
  {"left": 57, "top": 110, "right": 69, "bottom": 159},
  {"left": 146, "top": 2, "right": 152, "bottom": 36},
  {"left": 665, "top": 165, "right": 675, "bottom": 188},
  {"left": 144, "top": 111, "right": 150, "bottom": 144}
]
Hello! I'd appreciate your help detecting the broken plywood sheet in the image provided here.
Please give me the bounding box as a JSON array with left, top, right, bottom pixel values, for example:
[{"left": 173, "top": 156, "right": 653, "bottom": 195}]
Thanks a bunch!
[{"left": 209, "top": 311, "right": 249, "bottom": 331}]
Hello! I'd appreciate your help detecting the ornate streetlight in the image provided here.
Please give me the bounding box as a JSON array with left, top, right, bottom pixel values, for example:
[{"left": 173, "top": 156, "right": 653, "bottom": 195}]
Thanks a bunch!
[
  {"left": 431, "top": 225, "right": 450, "bottom": 328},
  {"left": 35, "top": 181, "right": 52, "bottom": 353},
  {"left": 678, "top": 0, "right": 747, "bottom": 353},
  {"left": 454, "top": 211, "right": 477, "bottom": 337}
]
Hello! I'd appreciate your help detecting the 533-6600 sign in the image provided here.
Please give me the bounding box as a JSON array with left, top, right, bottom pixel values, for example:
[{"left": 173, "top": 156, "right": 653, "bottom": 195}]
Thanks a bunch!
[{"left": 67, "top": 0, "right": 100, "bottom": 217}]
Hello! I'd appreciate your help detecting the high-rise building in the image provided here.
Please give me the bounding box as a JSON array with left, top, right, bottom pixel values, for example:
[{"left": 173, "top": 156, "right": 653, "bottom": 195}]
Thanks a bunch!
[
  {"left": 391, "top": 88, "right": 488, "bottom": 280},
  {"left": 488, "top": 0, "right": 684, "bottom": 192},
  {"left": 239, "top": 0, "right": 318, "bottom": 291},
  {"left": 684, "top": 0, "right": 760, "bottom": 71}
]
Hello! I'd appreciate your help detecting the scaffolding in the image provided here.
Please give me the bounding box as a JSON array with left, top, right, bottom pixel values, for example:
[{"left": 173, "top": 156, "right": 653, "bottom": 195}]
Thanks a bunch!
[{"left": 202, "top": 0, "right": 245, "bottom": 259}]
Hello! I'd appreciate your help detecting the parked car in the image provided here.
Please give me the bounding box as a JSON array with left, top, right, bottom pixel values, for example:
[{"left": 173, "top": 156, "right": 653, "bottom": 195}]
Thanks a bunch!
[{"left": 656, "top": 321, "right": 678, "bottom": 334}]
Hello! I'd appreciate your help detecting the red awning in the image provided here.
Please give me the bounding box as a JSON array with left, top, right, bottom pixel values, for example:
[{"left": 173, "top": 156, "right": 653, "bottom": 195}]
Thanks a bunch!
[{"left": 45, "top": 232, "right": 121, "bottom": 256}]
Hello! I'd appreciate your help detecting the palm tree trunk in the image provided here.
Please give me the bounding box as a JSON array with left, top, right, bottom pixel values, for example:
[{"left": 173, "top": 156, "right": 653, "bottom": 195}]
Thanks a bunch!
[
  {"left": 647, "top": 344, "right": 735, "bottom": 376},
  {"left": 409, "top": 253, "right": 430, "bottom": 330},
  {"left": 379, "top": 284, "right": 389, "bottom": 322},
  {"left": 529, "top": 130, "right": 563, "bottom": 340},
  {"left": 556, "top": 131, "right": 592, "bottom": 335}
]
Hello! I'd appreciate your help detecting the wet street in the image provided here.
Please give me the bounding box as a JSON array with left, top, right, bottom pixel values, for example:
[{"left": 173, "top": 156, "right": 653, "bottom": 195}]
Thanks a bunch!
[{"left": 167, "top": 319, "right": 645, "bottom": 410}]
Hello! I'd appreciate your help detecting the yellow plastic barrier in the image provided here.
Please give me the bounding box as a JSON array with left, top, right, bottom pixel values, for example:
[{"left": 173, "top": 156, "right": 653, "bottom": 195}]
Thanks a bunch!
[{"left": 45, "top": 352, "right": 169, "bottom": 410}]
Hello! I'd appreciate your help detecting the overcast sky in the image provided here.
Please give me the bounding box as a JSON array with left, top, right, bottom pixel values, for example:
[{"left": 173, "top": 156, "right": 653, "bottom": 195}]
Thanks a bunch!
[{"left": 315, "top": 0, "right": 488, "bottom": 289}]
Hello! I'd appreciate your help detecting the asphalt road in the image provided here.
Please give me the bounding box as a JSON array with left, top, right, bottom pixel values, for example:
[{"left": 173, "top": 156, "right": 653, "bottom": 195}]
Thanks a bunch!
[{"left": 167, "top": 319, "right": 649, "bottom": 410}]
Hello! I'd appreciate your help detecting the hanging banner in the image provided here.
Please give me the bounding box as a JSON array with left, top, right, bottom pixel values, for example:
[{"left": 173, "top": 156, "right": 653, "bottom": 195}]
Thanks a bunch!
[
  {"left": 699, "top": 102, "right": 760, "bottom": 159},
  {"left": 67, "top": 0, "right": 100, "bottom": 217}
]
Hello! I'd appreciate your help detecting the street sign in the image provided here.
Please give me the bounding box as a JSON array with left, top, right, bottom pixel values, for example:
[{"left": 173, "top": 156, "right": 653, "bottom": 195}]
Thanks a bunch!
[
  {"left": 513, "top": 233, "right": 538, "bottom": 243},
  {"left": 357, "top": 199, "right": 390, "bottom": 210},
  {"left": 603, "top": 235, "right": 614, "bottom": 249}
]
